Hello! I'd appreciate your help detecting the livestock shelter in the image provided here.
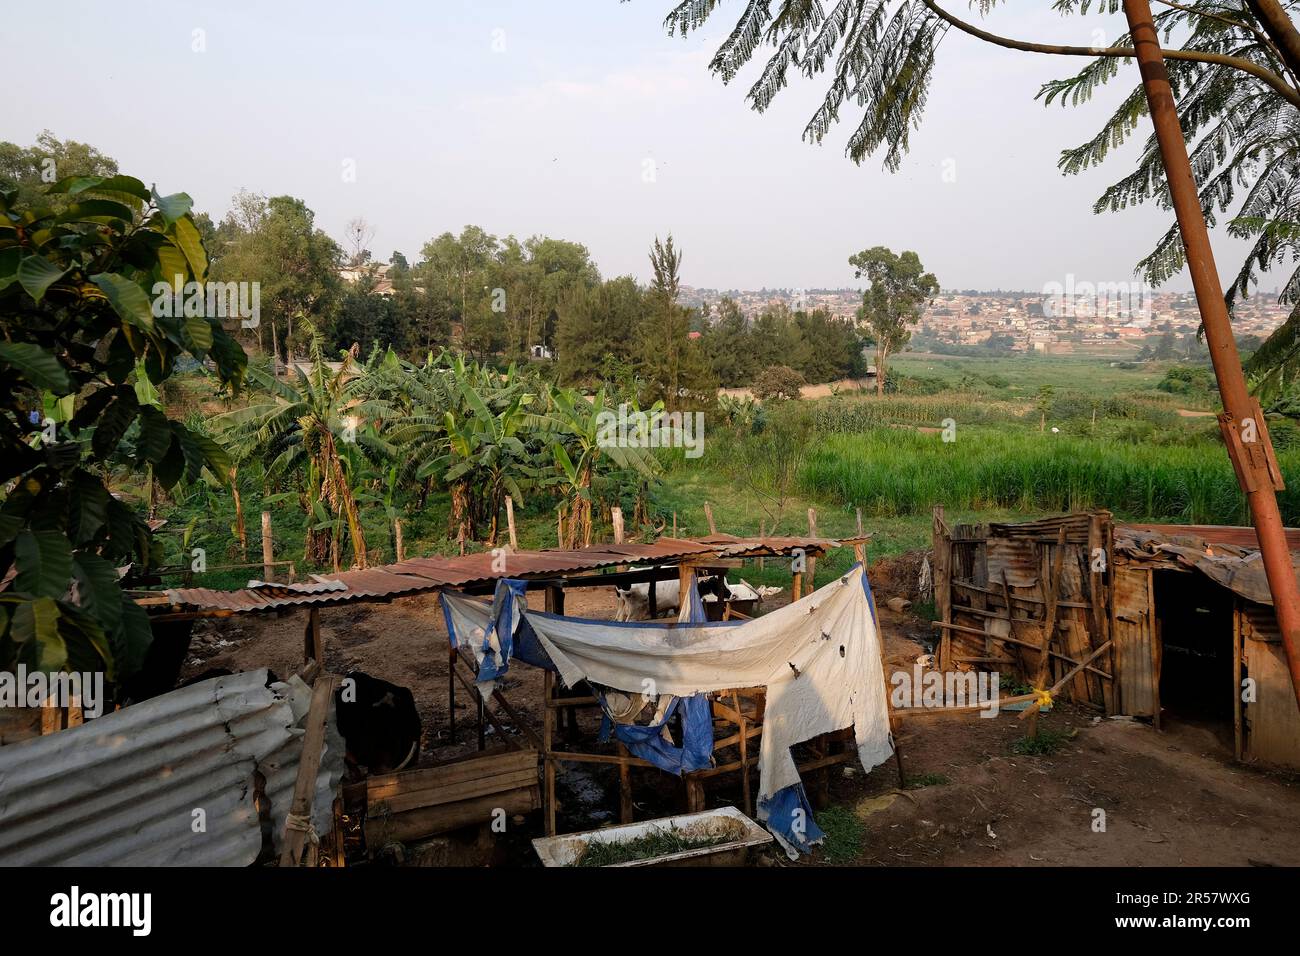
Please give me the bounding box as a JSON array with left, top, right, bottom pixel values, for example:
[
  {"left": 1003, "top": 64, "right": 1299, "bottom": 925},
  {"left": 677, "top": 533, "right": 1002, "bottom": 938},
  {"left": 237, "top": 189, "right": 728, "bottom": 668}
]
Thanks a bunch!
[
  {"left": 932, "top": 508, "right": 1300, "bottom": 771},
  {"left": 27, "top": 530, "right": 873, "bottom": 868}
]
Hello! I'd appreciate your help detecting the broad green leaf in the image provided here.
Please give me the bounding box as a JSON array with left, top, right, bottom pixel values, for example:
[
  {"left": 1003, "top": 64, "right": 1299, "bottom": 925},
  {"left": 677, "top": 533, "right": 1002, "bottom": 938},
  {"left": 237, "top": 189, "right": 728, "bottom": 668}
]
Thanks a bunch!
[
  {"left": 17, "top": 255, "right": 68, "bottom": 303},
  {"left": 10, "top": 597, "right": 67, "bottom": 671},
  {"left": 54, "top": 199, "right": 137, "bottom": 225},
  {"left": 91, "top": 389, "right": 139, "bottom": 460},
  {"left": 74, "top": 174, "right": 150, "bottom": 202},
  {"left": 184, "top": 314, "right": 213, "bottom": 352},
  {"left": 135, "top": 406, "right": 172, "bottom": 463},
  {"left": 0, "top": 342, "right": 72, "bottom": 393},
  {"left": 73, "top": 553, "right": 123, "bottom": 634},
  {"left": 14, "top": 530, "right": 74, "bottom": 599},
  {"left": 69, "top": 471, "right": 109, "bottom": 544},
  {"left": 90, "top": 273, "right": 155, "bottom": 332},
  {"left": 152, "top": 190, "right": 193, "bottom": 225},
  {"left": 156, "top": 243, "right": 188, "bottom": 285},
  {"left": 171, "top": 216, "right": 207, "bottom": 280}
]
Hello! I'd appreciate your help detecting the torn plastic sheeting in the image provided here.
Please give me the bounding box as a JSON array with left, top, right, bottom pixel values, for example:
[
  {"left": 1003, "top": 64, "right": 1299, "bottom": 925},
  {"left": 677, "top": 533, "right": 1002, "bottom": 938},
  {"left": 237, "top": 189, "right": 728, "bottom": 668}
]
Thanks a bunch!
[
  {"left": 0, "top": 669, "right": 344, "bottom": 866},
  {"left": 441, "top": 564, "right": 892, "bottom": 858}
]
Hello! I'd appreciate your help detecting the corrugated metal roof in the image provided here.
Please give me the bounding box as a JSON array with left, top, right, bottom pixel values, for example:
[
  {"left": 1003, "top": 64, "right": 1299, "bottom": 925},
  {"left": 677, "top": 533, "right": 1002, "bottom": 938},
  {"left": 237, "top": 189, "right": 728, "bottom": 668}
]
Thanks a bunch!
[
  {"left": 1121, "top": 523, "right": 1300, "bottom": 552},
  {"left": 155, "top": 536, "right": 855, "bottom": 615},
  {"left": 0, "top": 669, "right": 343, "bottom": 866}
]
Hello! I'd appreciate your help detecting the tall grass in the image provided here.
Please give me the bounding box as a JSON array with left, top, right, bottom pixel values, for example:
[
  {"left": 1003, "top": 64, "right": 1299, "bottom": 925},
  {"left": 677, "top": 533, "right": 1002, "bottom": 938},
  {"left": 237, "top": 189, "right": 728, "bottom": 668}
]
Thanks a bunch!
[{"left": 800, "top": 428, "right": 1300, "bottom": 525}]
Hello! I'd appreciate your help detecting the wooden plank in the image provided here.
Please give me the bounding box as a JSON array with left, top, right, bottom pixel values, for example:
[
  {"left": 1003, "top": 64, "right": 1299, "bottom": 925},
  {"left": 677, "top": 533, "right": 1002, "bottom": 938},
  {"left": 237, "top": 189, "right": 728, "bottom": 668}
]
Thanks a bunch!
[
  {"left": 368, "top": 748, "right": 538, "bottom": 799},
  {"left": 279, "top": 675, "right": 339, "bottom": 867},
  {"left": 365, "top": 786, "right": 539, "bottom": 846},
  {"left": 373, "top": 767, "right": 539, "bottom": 816}
]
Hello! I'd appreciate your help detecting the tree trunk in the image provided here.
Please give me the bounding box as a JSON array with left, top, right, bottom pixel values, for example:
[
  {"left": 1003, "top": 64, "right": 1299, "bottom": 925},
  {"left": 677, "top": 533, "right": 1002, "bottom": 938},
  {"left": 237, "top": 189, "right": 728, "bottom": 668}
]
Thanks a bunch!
[
  {"left": 231, "top": 466, "right": 247, "bottom": 559},
  {"left": 1247, "top": 0, "right": 1300, "bottom": 83},
  {"left": 876, "top": 344, "right": 887, "bottom": 396}
]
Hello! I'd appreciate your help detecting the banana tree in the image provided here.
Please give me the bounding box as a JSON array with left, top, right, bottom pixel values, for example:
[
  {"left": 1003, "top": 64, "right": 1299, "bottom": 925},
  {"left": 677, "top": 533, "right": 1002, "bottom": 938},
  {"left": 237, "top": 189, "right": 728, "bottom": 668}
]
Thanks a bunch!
[
  {"left": 214, "top": 328, "right": 395, "bottom": 569},
  {"left": 423, "top": 380, "right": 542, "bottom": 546},
  {"left": 531, "top": 385, "right": 661, "bottom": 549}
]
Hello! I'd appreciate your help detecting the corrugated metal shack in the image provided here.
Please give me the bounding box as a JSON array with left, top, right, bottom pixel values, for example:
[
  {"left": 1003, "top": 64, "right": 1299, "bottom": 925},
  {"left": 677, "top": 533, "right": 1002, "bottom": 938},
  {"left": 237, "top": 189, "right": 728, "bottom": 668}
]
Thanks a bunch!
[{"left": 932, "top": 508, "right": 1300, "bottom": 771}]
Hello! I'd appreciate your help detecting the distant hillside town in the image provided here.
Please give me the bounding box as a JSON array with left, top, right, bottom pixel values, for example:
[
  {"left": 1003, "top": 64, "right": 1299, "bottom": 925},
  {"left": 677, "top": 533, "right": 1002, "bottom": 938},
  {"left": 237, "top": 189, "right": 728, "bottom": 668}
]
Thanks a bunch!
[{"left": 679, "top": 285, "right": 1291, "bottom": 354}]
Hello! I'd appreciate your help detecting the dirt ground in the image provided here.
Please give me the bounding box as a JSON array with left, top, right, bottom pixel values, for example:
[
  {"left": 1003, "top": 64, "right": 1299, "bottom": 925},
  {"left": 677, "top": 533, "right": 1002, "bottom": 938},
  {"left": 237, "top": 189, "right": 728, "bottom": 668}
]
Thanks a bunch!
[{"left": 182, "top": 556, "right": 1300, "bottom": 867}]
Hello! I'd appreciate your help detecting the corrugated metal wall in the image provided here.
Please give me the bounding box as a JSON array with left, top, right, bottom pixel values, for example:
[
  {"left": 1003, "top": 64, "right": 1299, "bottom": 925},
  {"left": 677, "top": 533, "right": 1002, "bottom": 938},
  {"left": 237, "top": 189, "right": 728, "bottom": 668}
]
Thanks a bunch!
[
  {"left": 1111, "top": 565, "right": 1157, "bottom": 717},
  {"left": 0, "top": 669, "right": 343, "bottom": 866}
]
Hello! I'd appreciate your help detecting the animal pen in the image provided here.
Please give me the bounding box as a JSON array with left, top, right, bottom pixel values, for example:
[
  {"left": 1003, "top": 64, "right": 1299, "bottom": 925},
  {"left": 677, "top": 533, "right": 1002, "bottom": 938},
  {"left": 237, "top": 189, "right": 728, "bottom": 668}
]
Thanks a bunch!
[
  {"left": 931, "top": 508, "right": 1300, "bottom": 772},
  {"left": 2, "top": 525, "right": 892, "bottom": 865}
]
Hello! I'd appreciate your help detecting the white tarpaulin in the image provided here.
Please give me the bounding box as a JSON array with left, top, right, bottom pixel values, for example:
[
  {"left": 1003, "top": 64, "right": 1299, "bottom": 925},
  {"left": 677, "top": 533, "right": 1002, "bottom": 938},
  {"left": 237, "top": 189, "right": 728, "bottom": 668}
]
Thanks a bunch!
[{"left": 442, "top": 565, "right": 892, "bottom": 855}]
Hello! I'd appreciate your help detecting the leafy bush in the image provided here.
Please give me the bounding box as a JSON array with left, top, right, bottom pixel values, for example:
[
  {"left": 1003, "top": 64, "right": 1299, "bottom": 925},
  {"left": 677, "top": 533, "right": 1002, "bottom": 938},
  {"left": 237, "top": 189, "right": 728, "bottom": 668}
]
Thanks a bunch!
[
  {"left": 753, "top": 364, "right": 805, "bottom": 401},
  {"left": 0, "top": 174, "right": 246, "bottom": 683}
]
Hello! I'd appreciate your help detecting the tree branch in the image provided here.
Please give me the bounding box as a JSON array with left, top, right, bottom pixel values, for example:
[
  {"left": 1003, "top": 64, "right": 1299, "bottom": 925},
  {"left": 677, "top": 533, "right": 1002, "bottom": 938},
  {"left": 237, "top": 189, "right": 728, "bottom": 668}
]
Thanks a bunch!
[{"left": 922, "top": 0, "right": 1300, "bottom": 109}]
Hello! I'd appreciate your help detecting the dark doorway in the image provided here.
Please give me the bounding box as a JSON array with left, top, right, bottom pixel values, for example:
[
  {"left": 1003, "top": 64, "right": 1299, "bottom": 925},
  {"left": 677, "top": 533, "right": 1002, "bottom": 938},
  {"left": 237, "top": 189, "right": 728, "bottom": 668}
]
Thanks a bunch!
[{"left": 1153, "top": 570, "right": 1234, "bottom": 723}]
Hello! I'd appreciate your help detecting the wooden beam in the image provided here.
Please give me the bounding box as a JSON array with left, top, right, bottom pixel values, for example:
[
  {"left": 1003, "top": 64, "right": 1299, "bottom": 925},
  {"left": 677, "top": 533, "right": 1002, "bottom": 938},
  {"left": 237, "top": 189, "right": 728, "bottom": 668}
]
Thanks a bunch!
[{"left": 279, "top": 676, "right": 338, "bottom": 867}]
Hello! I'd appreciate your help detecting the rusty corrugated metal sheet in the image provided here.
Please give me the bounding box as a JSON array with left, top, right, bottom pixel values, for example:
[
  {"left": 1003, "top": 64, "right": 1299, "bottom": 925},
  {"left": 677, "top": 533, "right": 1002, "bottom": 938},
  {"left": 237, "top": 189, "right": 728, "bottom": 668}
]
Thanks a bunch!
[
  {"left": 1112, "top": 564, "right": 1157, "bottom": 717},
  {"left": 156, "top": 536, "right": 862, "bottom": 615},
  {"left": 0, "top": 669, "right": 343, "bottom": 866},
  {"left": 1122, "top": 523, "right": 1300, "bottom": 552}
]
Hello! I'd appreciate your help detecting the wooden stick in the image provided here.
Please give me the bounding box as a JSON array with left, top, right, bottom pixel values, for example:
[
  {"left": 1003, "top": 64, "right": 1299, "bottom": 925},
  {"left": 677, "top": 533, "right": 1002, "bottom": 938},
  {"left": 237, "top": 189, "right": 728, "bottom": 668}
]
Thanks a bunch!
[
  {"left": 1027, "top": 528, "right": 1067, "bottom": 738},
  {"left": 279, "top": 675, "right": 338, "bottom": 867},
  {"left": 543, "top": 670, "right": 556, "bottom": 836},
  {"left": 505, "top": 495, "right": 518, "bottom": 551},
  {"left": 261, "top": 510, "right": 274, "bottom": 583},
  {"left": 704, "top": 501, "right": 717, "bottom": 535},
  {"left": 1018, "top": 641, "right": 1114, "bottom": 722},
  {"left": 757, "top": 520, "right": 765, "bottom": 572},
  {"left": 611, "top": 506, "right": 624, "bottom": 544},
  {"left": 807, "top": 508, "right": 818, "bottom": 587},
  {"left": 734, "top": 690, "right": 751, "bottom": 815},
  {"left": 394, "top": 517, "right": 405, "bottom": 562}
]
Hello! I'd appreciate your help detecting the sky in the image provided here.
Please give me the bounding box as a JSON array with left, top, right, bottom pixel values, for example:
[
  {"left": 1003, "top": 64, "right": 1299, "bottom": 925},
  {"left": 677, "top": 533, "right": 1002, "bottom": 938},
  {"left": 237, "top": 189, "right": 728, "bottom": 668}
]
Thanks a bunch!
[{"left": 3, "top": 0, "right": 1260, "bottom": 294}]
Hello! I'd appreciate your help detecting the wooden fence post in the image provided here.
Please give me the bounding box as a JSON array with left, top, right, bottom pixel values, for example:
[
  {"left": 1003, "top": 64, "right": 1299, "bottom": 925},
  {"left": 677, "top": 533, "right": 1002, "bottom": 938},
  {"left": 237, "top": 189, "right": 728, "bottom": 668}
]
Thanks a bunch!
[
  {"left": 505, "top": 495, "right": 518, "bottom": 551},
  {"left": 261, "top": 511, "right": 274, "bottom": 583}
]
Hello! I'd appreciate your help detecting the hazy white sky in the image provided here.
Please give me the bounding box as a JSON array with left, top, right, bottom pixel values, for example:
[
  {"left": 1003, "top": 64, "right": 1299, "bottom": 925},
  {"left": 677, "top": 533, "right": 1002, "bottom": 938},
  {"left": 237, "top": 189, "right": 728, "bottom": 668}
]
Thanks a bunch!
[{"left": 4, "top": 1, "right": 1260, "bottom": 293}]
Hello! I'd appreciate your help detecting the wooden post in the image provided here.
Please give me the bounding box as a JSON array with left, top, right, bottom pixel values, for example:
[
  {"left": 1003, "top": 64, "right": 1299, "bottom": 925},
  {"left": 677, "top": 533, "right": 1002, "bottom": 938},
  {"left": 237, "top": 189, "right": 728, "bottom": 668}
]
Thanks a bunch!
[
  {"left": 1027, "top": 528, "right": 1068, "bottom": 738},
  {"left": 505, "top": 495, "right": 518, "bottom": 551},
  {"left": 806, "top": 508, "right": 818, "bottom": 588},
  {"left": 556, "top": 507, "right": 564, "bottom": 548},
  {"left": 757, "top": 520, "right": 765, "bottom": 571},
  {"left": 611, "top": 506, "right": 624, "bottom": 544},
  {"left": 279, "top": 676, "right": 338, "bottom": 867},
  {"left": 734, "top": 690, "right": 752, "bottom": 815},
  {"left": 304, "top": 608, "right": 324, "bottom": 668},
  {"left": 617, "top": 742, "right": 634, "bottom": 824},
  {"left": 394, "top": 518, "right": 405, "bottom": 562},
  {"left": 791, "top": 569, "right": 803, "bottom": 602},
  {"left": 1233, "top": 601, "right": 1243, "bottom": 761},
  {"left": 856, "top": 507, "right": 864, "bottom": 538},
  {"left": 543, "top": 670, "right": 557, "bottom": 836},
  {"left": 932, "top": 507, "right": 951, "bottom": 671},
  {"left": 703, "top": 502, "right": 717, "bottom": 535},
  {"left": 672, "top": 512, "right": 677, "bottom": 537},
  {"left": 261, "top": 510, "right": 274, "bottom": 583}
]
